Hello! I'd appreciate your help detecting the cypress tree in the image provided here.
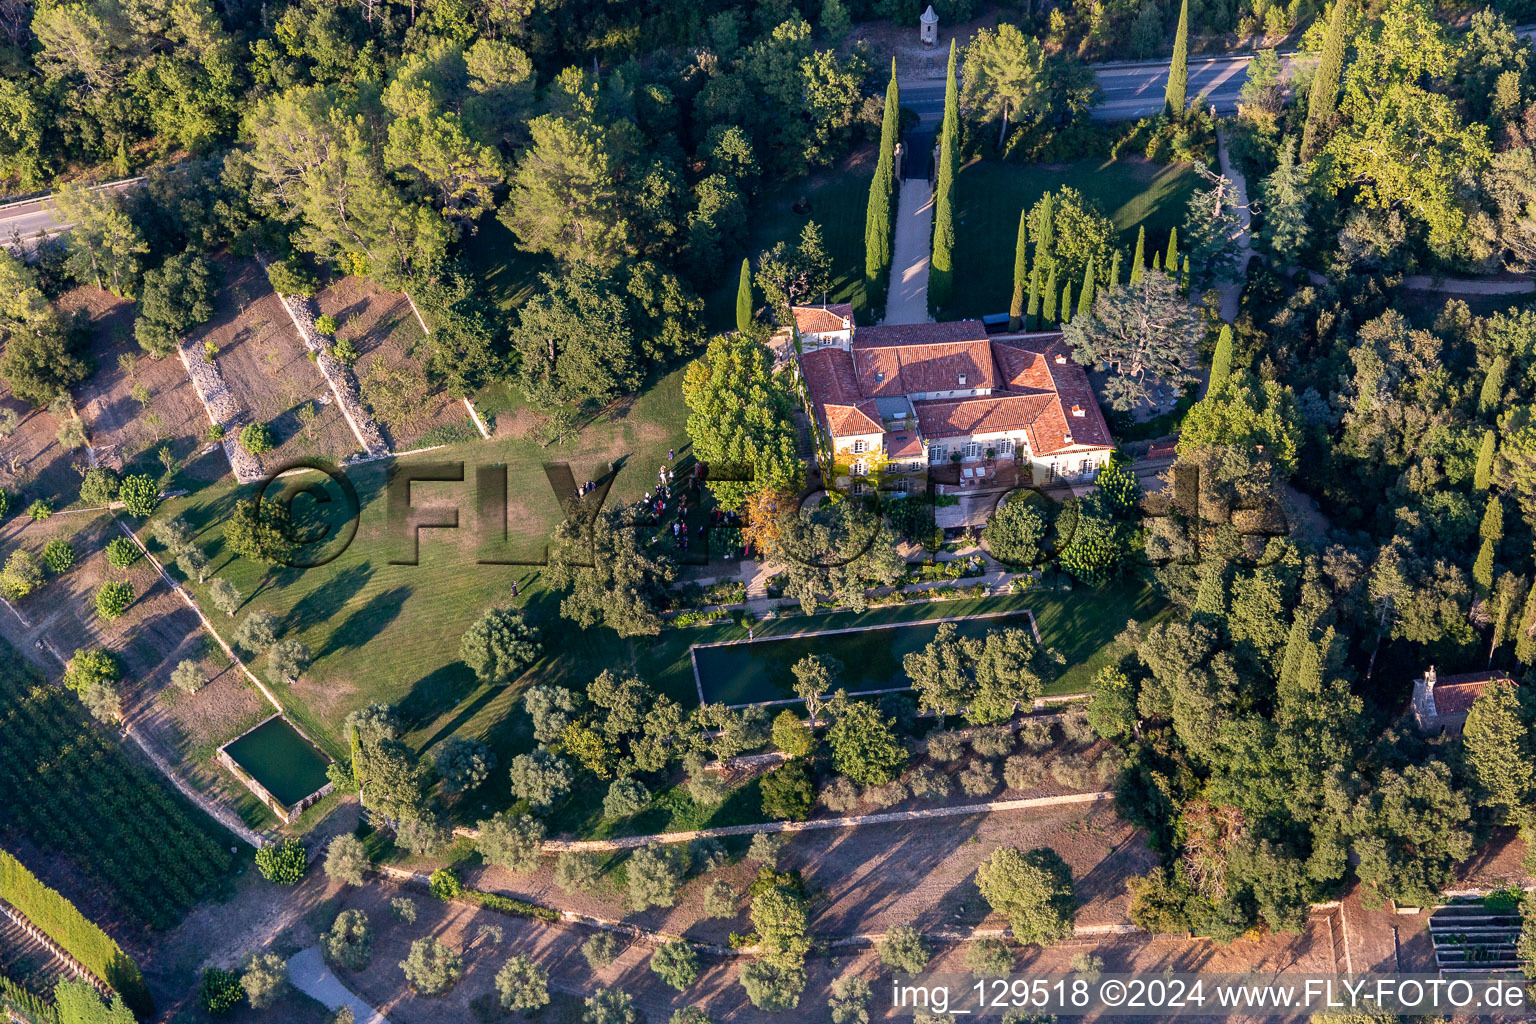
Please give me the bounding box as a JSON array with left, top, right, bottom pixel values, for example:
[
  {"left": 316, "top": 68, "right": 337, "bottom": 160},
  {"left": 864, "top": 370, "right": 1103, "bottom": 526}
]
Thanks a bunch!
[
  {"left": 1474, "top": 429, "right": 1496, "bottom": 493},
  {"left": 1036, "top": 192, "right": 1056, "bottom": 268},
  {"left": 864, "top": 61, "right": 900, "bottom": 307},
  {"left": 1164, "top": 227, "right": 1178, "bottom": 271},
  {"left": 1130, "top": 226, "right": 1146, "bottom": 285},
  {"left": 1042, "top": 263, "right": 1058, "bottom": 323},
  {"left": 1077, "top": 260, "right": 1095, "bottom": 319},
  {"left": 1482, "top": 494, "right": 1505, "bottom": 543},
  {"left": 1209, "top": 324, "right": 1234, "bottom": 392},
  {"left": 1480, "top": 355, "right": 1507, "bottom": 415},
  {"left": 1060, "top": 280, "right": 1072, "bottom": 324},
  {"left": 1026, "top": 264, "right": 1042, "bottom": 329},
  {"left": 1009, "top": 210, "right": 1028, "bottom": 331},
  {"left": 1152, "top": 250, "right": 1162, "bottom": 272},
  {"left": 1109, "top": 250, "right": 1122, "bottom": 289},
  {"left": 1165, "top": 0, "right": 1190, "bottom": 115},
  {"left": 1474, "top": 538, "right": 1496, "bottom": 593},
  {"left": 929, "top": 40, "right": 959, "bottom": 313},
  {"left": 1515, "top": 587, "right": 1536, "bottom": 665},
  {"left": 1180, "top": 253, "right": 1190, "bottom": 293},
  {"left": 735, "top": 258, "right": 753, "bottom": 335},
  {"left": 1301, "top": 0, "right": 1349, "bottom": 160}
]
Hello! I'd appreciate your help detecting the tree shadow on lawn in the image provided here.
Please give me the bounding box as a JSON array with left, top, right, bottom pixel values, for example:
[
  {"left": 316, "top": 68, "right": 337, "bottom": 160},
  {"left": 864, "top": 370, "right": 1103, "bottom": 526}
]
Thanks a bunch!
[
  {"left": 316, "top": 583, "right": 408, "bottom": 658},
  {"left": 398, "top": 659, "right": 482, "bottom": 740},
  {"left": 279, "top": 562, "right": 372, "bottom": 636},
  {"left": 409, "top": 680, "right": 511, "bottom": 758}
]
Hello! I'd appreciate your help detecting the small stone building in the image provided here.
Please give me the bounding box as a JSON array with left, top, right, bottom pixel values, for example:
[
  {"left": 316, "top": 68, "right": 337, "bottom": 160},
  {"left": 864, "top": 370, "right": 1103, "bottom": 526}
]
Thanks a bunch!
[{"left": 1410, "top": 667, "right": 1515, "bottom": 735}]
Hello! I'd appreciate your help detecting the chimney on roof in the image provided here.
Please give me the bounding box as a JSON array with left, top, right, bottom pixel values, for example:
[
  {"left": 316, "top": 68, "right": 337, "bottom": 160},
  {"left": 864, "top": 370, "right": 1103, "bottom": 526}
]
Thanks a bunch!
[
  {"left": 842, "top": 316, "right": 851, "bottom": 329},
  {"left": 1071, "top": 404, "right": 1085, "bottom": 418},
  {"left": 1425, "top": 665, "right": 1437, "bottom": 704},
  {"left": 1055, "top": 353, "right": 1068, "bottom": 365},
  {"left": 958, "top": 373, "right": 967, "bottom": 386}
]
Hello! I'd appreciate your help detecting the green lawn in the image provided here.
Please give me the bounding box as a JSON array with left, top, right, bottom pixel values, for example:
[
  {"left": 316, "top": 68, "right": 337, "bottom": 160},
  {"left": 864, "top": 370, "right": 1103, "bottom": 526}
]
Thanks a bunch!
[
  {"left": 946, "top": 157, "right": 1204, "bottom": 320},
  {"left": 705, "top": 147, "right": 875, "bottom": 331}
]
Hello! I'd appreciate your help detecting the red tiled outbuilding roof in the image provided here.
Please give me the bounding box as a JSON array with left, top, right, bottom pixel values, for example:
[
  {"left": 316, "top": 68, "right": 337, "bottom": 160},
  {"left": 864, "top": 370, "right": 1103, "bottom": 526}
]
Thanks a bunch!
[{"left": 791, "top": 303, "right": 855, "bottom": 335}]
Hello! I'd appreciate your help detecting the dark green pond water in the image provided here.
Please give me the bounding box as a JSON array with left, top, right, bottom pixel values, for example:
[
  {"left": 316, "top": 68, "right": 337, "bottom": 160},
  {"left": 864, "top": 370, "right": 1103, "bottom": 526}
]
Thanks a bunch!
[
  {"left": 224, "top": 717, "right": 331, "bottom": 807},
  {"left": 694, "top": 610, "right": 1035, "bottom": 705}
]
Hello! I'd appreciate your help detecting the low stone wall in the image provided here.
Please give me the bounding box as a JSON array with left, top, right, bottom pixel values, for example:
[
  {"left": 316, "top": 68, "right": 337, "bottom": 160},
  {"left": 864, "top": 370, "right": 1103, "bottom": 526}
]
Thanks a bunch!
[{"left": 176, "top": 341, "right": 264, "bottom": 483}]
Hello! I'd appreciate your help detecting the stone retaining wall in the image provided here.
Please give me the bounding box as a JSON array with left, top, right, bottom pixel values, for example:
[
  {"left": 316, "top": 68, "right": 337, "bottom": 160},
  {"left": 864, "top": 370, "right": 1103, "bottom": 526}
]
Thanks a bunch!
[{"left": 176, "top": 341, "right": 264, "bottom": 483}]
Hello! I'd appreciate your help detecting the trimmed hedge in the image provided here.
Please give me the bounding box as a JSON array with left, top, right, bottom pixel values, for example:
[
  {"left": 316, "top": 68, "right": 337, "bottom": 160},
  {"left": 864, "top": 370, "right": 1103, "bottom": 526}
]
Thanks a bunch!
[
  {"left": 0, "top": 849, "right": 152, "bottom": 1015},
  {"left": 427, "top": 867, "right": 558, "bottom": 923}
]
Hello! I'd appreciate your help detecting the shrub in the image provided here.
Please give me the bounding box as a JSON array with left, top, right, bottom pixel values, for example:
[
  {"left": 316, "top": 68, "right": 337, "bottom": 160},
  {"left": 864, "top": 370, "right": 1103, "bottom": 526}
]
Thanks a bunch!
[
  {"left": 703, "top": 879, "right": 738, "bottom": 918},
  {"left": 324, "top": 834, "right": 369, "bottom": 886},
  {"left": 63, "top": 648, "right": 121, "bottom": 692},
  {"left": 0, "top": 550, "right": 43, "bottom": 599},
  {"left": 495, "top": 955, "right": 549, "bottom": 1013},
  {"left": 428, "top": 867, "right": 463, "bottom": 901},
  {"left": 474, "top": 812, "right": 545, "bottom": 874},
  {"left": 199, "top": 967, "right": 244, "bottom": 1014},
  {"left": 603, "top": 776, "right": 651, "bottom": 819},
  {"left": 971, "top": 725, "right": 1014, "bottom": 758},
  {"left": 118, "top": 475, "right": 158, "bottom": 516},
  {"left": 554, "top": 851, "right": 600, "bottom": 893},
  {"left": 331, "top": 337, "right": 360, "bottom": 365},
  {"left": 208, "top": 577, "right": 241, "bottom": 614},
  {"left": 79, "top": 467, "right": 119, "bottom": 506},
  {"left": 748, "top": 831, "right": 785, "bottom": 867},
  {"left": 760, "top": 760, "right": 815, "bottom": 820},
  {"left": 650, "top": 940, "right": 699, "bottom": 990},
  {"left": 321, "top": 909, "right": 373, "bottom": 971},
  {"left": 1017, "top": 719, "right": 1053, "bottom": 751},
  {"left": 583, "top": 988, "right": 641, "bottom": 1024},
  {"left": 1004, "top": 755, "right": 1045, "bottom": 790},
  {"left": 960, "top": 760, "right": 999, "bottom": 797},
  {"left": 399, "top": 936, "right": 463, "bottom": 995},
  {"left": 460, "top": 606, "right": 540, "bottom": 684},
  {"left": 266, "top": 637, "right": 311, "bottom": 682},
  {"left": 581, "top": 932, "right": 621, "bottom": 968},
  {"left": 233, "top": 610, "right": 279, "bottom": 654},
  {"left": 314, "top": 313, "right": 339, "bottom": 336},
  {"left": 241, "top": 952, "right": 288, "bottom": 1010},
  {"left": 974, "top": 846, "right": 1077, "bottom": 947},
  {"left": 829, "top": 975, "right": 872, "bottom": 1024},
  {"left": 926, "top": 730, "right": 965, "bottom": 762},
  {"left": 95, "top": 580, "right": 134, "bottom": 620},
  {"left": 878, "top": 923, "right": 930, "bottom": 973},
  {"left": 1060, "top": 710, "right": 1095, "bottom": 744},
  {"left": 240, "top": 422, "right": 275, "bottom": 455},
  {"left": 435, "top": 737, "right": 496, "bottom": 795},
  {"left": 820, "top": 776, "right": 861, "bottom": 812},
  {"left": 692, "top": 838, "right": 727, "bottom": 874},
  {"left": 1050, "top": 754, "right": 1091, "bottom": 790},
  {"left": 966, "top": 937, "right": 1015, "bottom": 976},
  {"left": 27, "top": 499, "right": 51, "bottom": 521},
  {"left": 863, "top": 779, "right": 908, "bottom": 808},
  {"left": 671, "top": 1010, "right": 711, "bottom": 1024},
  {"left": 104, "top": 536, "right": 139, "bottom": 568},
  {"left": 390, "top": 896, "right": 418, "bottom": 923},
  {"left": 170, "top": 659, "right": 206, "bottom": 694},
  {"left": 771, "top": 709, "right": 814, "bottom": 757},
  {"left": 508, "top": 750, "right": 571, "bottom": 810},
  {"left": 267, "top": 257, "right": 318, "bottom": 297},
  {"left": 255, "top": 838, "right": 307, "bottom": 884},
  {"left": 908, "top": 765, "right": 952, "bottom": 800},
  {"left": 41, "top": 539, "right": 74, "bottom": 573}
]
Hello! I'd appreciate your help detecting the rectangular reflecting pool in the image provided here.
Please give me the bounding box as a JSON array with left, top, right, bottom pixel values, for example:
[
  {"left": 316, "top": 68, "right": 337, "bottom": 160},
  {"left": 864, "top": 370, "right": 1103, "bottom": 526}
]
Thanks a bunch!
[
  {"left": 220, "top": 715, "right": 332, "bottom": 818},
  {"left": 691, "top": 609, "right": 1037, "bottom": 706}
]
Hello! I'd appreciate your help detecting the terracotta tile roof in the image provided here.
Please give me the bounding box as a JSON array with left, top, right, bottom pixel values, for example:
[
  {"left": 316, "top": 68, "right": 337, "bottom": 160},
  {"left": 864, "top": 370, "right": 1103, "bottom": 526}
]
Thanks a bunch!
[
  {"left": 853, "top": 339, "right": 996, "bottom": 397},
  {"left": 884, "top": 431, "right": 924, "bottom": 459},
  {"left": 800, "top": 346, "right": 882, "bottom": 437},
  {"left": 791, "top": 303, "right": 854, "bottom": 335},
  {"left": 1429, "top": 673, "right": 1515, "bottom": 715},
  {"left": 797, "top": 324, "right": 1114, "bottom": 453}
]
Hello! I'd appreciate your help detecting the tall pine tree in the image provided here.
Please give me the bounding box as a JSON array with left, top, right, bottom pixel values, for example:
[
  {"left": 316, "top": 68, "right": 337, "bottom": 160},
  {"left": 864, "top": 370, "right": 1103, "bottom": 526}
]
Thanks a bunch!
[
  {"left": 929, "top": 40, "right": 959, "bottom": 314},
  {"left": 1130, "top": 226, "right": 1146, "bottom": 285},
  {"left": 864, "top": 61, "right": 900, "bottom": 309},
  {"left": 1165, "top": 0, "right": 1190, "bottom": 114},
  {"left": 736, "top": 258, "right": 753, "bottom": 335},
  {"left": 1009, "top": 210, "right": 1028, "bottom": 331},
  {"left": 1301, "top": 0, "right": 1349, "bottom": 160}
]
